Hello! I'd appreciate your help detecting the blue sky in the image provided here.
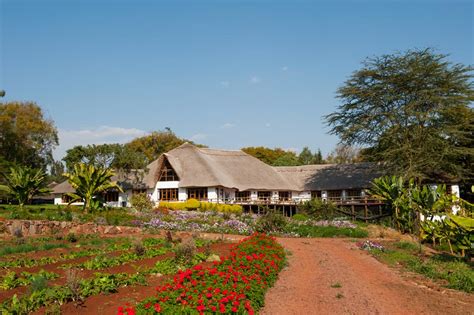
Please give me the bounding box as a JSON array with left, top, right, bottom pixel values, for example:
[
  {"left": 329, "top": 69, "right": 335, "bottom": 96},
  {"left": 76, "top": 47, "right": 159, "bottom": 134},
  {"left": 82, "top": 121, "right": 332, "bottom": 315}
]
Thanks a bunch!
[{"left": 1, "top": 0, "right": 472, "bottom": 160}]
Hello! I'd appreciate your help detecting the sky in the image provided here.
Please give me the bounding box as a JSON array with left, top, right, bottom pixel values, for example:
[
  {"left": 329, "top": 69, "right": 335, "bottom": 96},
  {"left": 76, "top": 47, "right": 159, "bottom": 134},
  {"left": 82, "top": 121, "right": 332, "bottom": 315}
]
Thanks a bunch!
[{"left": 0, "top": 0, "right": 472, "bottom": 160}]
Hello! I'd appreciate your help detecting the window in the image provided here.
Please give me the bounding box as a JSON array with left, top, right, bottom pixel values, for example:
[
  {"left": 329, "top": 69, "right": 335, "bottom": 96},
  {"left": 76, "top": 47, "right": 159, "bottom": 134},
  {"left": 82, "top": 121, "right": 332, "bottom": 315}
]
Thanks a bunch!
[
  {"left": 187, "top": 188, "right": 208, "bottom": 200},
  {"left": 257, "top": 191, "right": 272, "bottom": 201},
  {"left": 104, "top": 191, "right": 119, "bottom": 202},
  {"left": 159, "top": 188, "right": 178, "bottom": 201},
  {"left": 346, "top": 189, "right": 362, "bottom": 198},
  {"left": 235, "top": 191, "right": 251, "bottom": 201},
  {"left": 327, "top": 190, "right": 342, "bottom": 199},
  {"left": 311, "top": 191, "right": 322, "bottom": 199},
  {"left": 158, "top": 160, "right": 179, "bottom": 181},
  {"left": 279, "top": 191, "right": 291, "bottom": 201}
]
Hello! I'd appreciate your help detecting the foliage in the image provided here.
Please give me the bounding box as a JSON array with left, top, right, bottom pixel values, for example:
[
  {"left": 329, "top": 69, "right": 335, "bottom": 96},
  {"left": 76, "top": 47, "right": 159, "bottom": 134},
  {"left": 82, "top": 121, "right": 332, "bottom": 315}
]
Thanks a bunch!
[
  {"left": 130, "top": 192, "right": 154, "bottom": 212},
  {"left": 325, "top": 145, "right": 362, "bottom": 164},
  {"left": 158, "top": 201, "right": 243, "bottom": 214},
  {"left": 118, "top": 233, "right": 286, "bottom": 315},
  {"left": 185, "top": 198, "right": 200, "bottom": 210},
  {"left": 0, "top": 102, "right": 58, "bottom": 169},
  {"left": 368, "top": 176, "right": 412, "bottom": 233},
  {"left": 0, "top": 270, "right": 59, "bottom": 290},
  {"left": 126, "top": 128, "right": 201, "bottom": 162},
  {"left": 63, "top": 163, "right": 123, "bottom": 212},
  {"left": 291, "top": 213, "right": 309, "bottom": 221},
  {"left": 298, "top": 198, "right": 339, "bottom": 220},
  {"left": 255, "top": 209, "right": 287, "bottom": 233},
  {"left": 287, "top": 224, "right": 368, "bottom": 238},
  {"left": 241, "top": 146, "right": 299, "bottom": 166},
  {"left": 63, "top": 143, "right": 148, "bottom": 173},
  {"left": 368, "top": 241, "right": 473, "bottom": 293},
  {"left": 0, "top": 165, "right": 50, "bottom": 208},
  {"left": 298, "top": 147, "right": 325, "bottom": 165},
  {"left": 369, "top": 175, "right": 473, "bottom": 256},
  {"left": 326, "top": 48, "right": 474, "bottom": 182}
]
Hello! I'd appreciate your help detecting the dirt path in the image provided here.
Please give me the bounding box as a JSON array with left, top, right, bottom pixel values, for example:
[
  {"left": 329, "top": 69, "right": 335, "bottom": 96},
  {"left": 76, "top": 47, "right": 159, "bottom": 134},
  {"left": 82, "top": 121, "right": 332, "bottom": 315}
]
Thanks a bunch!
[{"left": 261, "top": 238, "right": 473, "bottom": 315}]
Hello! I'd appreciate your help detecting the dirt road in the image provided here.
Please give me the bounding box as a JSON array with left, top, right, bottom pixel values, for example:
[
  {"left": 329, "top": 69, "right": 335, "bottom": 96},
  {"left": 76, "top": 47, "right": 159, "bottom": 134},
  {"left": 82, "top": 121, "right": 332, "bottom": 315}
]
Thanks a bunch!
[{"left": 261, "top": 238, "right": 473, "bottom": 315}]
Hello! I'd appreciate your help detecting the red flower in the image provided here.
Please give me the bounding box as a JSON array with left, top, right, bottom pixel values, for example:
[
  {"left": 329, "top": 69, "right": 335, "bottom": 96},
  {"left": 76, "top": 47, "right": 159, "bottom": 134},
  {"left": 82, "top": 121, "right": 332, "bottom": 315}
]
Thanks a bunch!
[{"left": 154, "top": 303, "right": 161, "bottom": 313}]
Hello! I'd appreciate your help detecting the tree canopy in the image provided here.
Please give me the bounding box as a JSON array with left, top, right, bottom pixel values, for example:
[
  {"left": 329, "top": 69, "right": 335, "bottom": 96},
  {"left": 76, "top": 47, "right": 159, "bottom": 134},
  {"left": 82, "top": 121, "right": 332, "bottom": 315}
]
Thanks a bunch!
[
  {"left": 125, "top": 129, "right": 200, "bottom": 162},
  {"left": 325, "top": 48, "right": 474, "bottom": 182},
  {"left": 0, "top": 102, "right": 58, "bottom": 170}
]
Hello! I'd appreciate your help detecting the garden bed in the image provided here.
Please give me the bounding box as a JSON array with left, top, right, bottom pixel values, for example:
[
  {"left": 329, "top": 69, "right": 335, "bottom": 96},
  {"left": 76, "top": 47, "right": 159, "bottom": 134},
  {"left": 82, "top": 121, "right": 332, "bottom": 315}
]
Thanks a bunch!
[{"left": 0, "top": 233, "right": 233, "bottom": 314}]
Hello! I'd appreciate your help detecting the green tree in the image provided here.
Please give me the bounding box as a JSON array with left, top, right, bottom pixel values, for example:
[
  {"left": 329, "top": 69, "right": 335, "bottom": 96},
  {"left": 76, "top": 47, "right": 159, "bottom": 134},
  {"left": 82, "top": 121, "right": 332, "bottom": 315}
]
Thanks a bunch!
[
  {"left": 298, "top": 147, "right": 314, "bottom": 165},
  {"left": 126, "top": 129, "right": 199, "bottom": 162},
  {"left": 0, "top": 165, "right": 50, "bottom": 208},
  {"left": 326, "top": 145, "right": 361, "bottom": 164},
  {"left": 325, "top": 48, "right": 474, "bottom": 182},
  {"left": 242, "top": 146, "right": 299, "bottom": 166},
  {"left": 63, "top": 163, "right": 123, "bottom": 212},
  {"left": 48, "top": 160, "right": 65, "bottom": 184},
  {"left": 313, "top": 149, "right": 324, "bottom": 164},
  {"left": 0, "top": 102, "right": 58, "bottom": 169},
  {"left": 63, "top": 143, "right": 148, "bottom": 173}
]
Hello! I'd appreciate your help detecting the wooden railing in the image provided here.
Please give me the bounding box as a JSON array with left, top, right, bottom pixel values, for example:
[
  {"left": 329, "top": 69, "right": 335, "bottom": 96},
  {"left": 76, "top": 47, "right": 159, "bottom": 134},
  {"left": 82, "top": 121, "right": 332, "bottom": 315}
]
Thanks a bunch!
[{"left": 202, "top": 196, "right": 384, "bottom": 206}]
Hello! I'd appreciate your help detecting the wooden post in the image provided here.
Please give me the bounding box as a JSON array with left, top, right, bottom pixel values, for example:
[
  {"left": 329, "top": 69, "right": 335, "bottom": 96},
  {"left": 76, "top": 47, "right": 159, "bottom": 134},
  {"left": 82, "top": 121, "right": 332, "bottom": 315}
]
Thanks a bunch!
[
  {"left": 364, "top": 197, "right": 368, "bottom": 223},
  {"left": 351, "top": 204, "right": 355, "bottom": 221}
]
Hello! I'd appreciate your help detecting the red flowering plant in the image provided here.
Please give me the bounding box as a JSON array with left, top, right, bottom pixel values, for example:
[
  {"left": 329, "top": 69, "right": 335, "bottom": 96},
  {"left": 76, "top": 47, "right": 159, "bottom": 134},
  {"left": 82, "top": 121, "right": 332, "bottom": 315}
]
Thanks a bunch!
[{"left": 117, "top": 233, "right": 285, "bottom": 314}]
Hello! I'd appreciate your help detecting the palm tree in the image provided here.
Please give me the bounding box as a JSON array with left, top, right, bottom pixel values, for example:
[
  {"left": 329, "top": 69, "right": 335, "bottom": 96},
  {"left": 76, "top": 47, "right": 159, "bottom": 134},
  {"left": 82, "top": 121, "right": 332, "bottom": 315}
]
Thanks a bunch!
[
  {"left": 0, "top": 165, "right": 50, "bottom": 208},
  {"left": 63, "top": 163, "right": 123, "bottom": 212}
]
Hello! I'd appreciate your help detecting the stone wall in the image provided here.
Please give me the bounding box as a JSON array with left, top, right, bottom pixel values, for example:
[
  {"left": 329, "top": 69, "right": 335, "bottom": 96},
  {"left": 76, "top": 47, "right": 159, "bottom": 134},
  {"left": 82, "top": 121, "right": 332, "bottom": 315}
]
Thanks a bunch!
[{"left": 0, "top": 219, "right": 142, "bottom": 237}]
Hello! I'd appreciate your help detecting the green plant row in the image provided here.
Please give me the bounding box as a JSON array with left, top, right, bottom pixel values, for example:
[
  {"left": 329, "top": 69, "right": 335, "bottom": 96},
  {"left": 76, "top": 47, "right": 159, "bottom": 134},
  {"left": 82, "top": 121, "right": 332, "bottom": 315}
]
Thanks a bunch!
[
  {"left": 0, "top": 252, "right": 210, "bottom": 314},
  {"left": 0, "top": 242, "right": 69, "bottom": 257},
  {"left": 0, "top": 270, "right": 59, "bottom": 290},
  {"left": 64, "top": 247, "right": 170, "bottom": 270}
]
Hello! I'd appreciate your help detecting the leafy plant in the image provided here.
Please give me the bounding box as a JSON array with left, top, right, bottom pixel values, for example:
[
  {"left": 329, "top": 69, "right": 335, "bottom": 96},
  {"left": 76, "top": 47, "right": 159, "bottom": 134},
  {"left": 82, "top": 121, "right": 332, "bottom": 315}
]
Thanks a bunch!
[
  {"left": 130, "top": 192, "right": 154, "bottom": 212},
  {"left": 255, "top": 209, "right": 287, "bottom": 233},
  {"left": 0, "top": 165, "right": 50, "bottom": 209},
  {"left": 63, "top": 163, "right": 123, "bottom": 212}
]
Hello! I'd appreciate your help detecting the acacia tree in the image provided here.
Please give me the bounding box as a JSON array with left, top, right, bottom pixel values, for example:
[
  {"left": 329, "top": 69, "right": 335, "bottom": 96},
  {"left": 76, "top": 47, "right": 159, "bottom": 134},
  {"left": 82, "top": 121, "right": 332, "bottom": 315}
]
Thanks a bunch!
[
  {"left": 0, "top": 165, "right": 50, "bottom": 208},
  {"left": 63, "top": 163, "right": 123, "bottom": 212},
  {"left": 325, "top": 49, "right": 474, "bottom": 182}
]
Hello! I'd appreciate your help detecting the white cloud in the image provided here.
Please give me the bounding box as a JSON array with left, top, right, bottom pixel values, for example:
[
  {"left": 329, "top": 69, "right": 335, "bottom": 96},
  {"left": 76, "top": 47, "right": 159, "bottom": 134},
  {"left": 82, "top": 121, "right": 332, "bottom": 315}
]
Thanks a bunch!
[
  {"left": 220, "top": 81, "right": 230, "bottom": 87},
  {"left": 281, "top": 66, "right": 288, "bottom": 71},
  {"left": 54, "top": 126, "right": 146, "bottom": 160},
  {"left": 190, "top": 133, "right": 207, "bottom": 141},
  {"left": 221, "top": 122, "right": 235, "bottom": 129},
  {"left": 249, "top": 76, "right": 261, "bottom": 84}
]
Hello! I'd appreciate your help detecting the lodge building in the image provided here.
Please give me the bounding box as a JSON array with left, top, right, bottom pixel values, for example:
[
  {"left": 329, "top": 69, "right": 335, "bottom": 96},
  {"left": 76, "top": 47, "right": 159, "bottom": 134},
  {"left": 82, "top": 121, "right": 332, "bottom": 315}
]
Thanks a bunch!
[{"left": 52, "top": 143, "right": 392, "bottom": 212}]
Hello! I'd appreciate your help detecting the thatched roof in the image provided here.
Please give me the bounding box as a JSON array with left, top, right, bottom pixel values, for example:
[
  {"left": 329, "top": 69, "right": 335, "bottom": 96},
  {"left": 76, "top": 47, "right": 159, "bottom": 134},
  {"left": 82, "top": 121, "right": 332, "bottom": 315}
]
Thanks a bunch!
[
  {"left": 149, "top": 143, "right": 294, "bottom": 191},
  {"left": 274, "top": 162, "right": 385, "bottom": 191},
  {"left": 53, "top": 143, "right": 385, "bottom": 194}
]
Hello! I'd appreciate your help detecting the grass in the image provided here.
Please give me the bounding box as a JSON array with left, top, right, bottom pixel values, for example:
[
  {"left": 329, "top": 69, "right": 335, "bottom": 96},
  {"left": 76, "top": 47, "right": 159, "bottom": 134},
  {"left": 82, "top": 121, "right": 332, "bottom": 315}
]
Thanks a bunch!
[
  {"left": 330, "top": 282, "right": 342, "bottom": 288},
  {"left": 287, "top": 224, "right": 368, "bottom": 238},
  {"left": 369, "top": 241, "right": 473, "bottom": 293},
  {"left": 335, "top": 293, "right": 344, "bottom": 299}
]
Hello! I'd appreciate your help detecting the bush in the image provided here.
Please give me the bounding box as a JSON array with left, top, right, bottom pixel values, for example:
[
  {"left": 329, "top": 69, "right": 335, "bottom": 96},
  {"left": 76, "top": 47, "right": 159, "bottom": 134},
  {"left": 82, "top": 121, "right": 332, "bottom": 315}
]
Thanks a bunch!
[
  {"left": 255, "top": 209, "right": 287, "bottom": 233},
  {"left": 299, "top": 198, "right": 339, "bottom": 219},
  {"left": 184, "top": 198, "right": 200, "bottom": 210},
  {"left": 292, "top": 213, "right": 309, "bottom": 221},
  {"left": 66, "top": 233, "right": 78, "bottom": 243},
  {"left": 130, "top": 193, "right": 154, "bottom": 212}
]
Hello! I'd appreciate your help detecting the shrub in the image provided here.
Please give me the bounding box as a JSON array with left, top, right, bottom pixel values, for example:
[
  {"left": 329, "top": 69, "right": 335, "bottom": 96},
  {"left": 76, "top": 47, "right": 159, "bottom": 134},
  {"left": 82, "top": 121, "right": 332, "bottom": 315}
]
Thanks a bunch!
[
  {"left": 133, "top": 239, "right": 146, "bottom": 256},
  {"left": 255, "top": 209, "right": 287, "bottom": 233},
  {"left": 185, "top": 198, "right": 200, "bottom": 210},
  {"left": 66, "top": 233, "right": 78, "bottom": 243},
  {"left": 292, "top": 213, "right": 309, "bottom": 221},
  {"left": 174, "top": 239, "right": 196, "bottom": 265},
  {"left": 299, "top": 198, "right": 339, "bottom": 219},
  {"left": 130, "top": 193, "right": 154, "bottom": 212}
]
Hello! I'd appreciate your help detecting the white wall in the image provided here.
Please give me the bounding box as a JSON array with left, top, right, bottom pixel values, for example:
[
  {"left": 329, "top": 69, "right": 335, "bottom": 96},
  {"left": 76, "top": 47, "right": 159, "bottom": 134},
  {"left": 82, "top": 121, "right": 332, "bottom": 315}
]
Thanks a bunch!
[
  {"left": 208, "top": 187, "right": 217, "bottom": 201},
  {"left": 179, "top": 188, "right": 187, "bottom": 201}
]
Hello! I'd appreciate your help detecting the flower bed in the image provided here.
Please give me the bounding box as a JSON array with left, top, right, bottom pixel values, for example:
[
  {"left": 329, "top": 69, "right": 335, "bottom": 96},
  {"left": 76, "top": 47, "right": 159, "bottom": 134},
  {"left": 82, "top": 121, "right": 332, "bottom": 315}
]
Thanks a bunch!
[{"left": 117, "top": 233, "right": 286, "bottom": 314}]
